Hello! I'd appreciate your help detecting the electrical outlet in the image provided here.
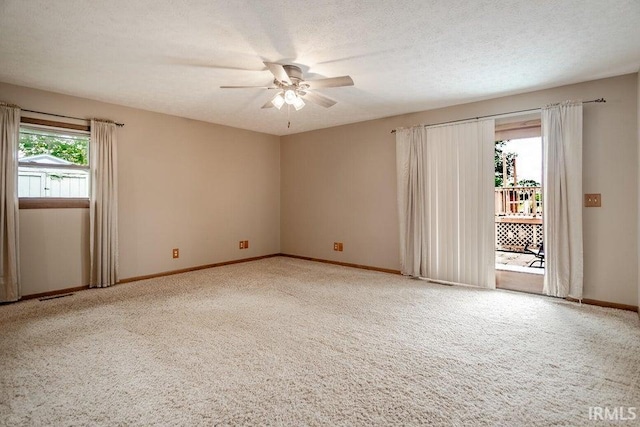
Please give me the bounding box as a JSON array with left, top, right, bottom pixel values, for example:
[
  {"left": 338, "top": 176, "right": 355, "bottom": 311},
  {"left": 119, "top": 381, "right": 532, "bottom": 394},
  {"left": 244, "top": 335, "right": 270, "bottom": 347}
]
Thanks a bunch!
[
  {"left": 172, "top": 248, "right": 179, "bottom": 259},
  {"left": 334, "top": 242, "right": 339, "bottom": 251},
  {"left": 585, "top": 193, "right": 602, "bottom": 207},
  {"left": 239, "top": 241, "right": 244, "bottom": 249},
  {"left": 243, "top": 240, "right": 249, "bottom": 249}
]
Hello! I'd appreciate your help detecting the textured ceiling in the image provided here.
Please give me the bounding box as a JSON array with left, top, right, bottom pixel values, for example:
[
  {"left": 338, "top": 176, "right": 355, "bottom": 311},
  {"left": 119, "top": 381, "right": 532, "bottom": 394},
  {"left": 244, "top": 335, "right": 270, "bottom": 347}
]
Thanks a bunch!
[{"left": 1, "top": 1, "right": 639, "bottom": 136}]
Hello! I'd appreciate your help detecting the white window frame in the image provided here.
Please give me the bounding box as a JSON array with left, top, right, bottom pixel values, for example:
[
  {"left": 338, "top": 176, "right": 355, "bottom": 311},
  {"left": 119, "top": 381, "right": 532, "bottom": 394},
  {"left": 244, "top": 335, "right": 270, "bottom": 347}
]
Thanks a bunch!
[{"left": 18, "top": 118, "right": 91, "bottom": 209}]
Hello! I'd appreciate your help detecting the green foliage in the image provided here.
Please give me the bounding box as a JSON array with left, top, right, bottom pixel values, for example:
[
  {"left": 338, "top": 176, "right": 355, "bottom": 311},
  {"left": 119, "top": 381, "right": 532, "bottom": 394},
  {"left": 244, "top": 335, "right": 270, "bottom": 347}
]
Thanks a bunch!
[
  {"left": 518, "top": 179, "right": 540, "bottom": 187},
  {"left": 19, "top": 132, "right": 88, "bottom": 165},
  {"left": 495, "top": 140, "right": 517, "bottom": 187}
]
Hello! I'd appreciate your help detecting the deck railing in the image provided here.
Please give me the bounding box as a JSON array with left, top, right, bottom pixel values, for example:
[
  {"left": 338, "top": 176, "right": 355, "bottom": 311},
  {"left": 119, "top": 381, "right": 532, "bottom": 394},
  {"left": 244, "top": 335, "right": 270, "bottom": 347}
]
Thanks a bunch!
[{"left": 495, "top": 186, "right": 542, "bottom": 217}]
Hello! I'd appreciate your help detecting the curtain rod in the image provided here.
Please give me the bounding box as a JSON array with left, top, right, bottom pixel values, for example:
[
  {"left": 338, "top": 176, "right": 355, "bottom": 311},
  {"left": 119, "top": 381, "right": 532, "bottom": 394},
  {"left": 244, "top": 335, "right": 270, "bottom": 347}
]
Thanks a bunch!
[
  {"left": 390, "top": 98, "right": 605, "bottom": 134},
  {"left": 22, "top": 109, "right": 125, "bottom": 127}
]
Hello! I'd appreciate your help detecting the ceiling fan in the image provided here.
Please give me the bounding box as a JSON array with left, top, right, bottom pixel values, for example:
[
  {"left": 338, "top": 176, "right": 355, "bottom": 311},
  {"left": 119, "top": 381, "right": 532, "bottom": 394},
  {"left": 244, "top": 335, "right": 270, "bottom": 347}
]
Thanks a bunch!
[{"left": 220, "top": 62, "right": 354, "bottom": 111}]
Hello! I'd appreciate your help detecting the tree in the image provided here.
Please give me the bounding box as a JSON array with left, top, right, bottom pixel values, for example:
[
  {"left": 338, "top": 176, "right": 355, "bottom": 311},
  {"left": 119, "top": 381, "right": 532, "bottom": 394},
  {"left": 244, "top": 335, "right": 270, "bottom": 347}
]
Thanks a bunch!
[
  {"left": 518, "top": 179, "right": 540, "bottom": 187},
  {"left": 494, "top": 140, "right": 517, "bottom": 187},
  {"left": 19, "top": 132, "right": 88, "bottom": 165}
]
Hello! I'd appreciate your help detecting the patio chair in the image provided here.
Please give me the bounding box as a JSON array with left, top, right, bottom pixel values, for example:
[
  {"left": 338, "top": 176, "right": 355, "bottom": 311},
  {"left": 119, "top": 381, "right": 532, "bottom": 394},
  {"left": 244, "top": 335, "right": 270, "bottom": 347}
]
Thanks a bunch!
[{"left": 524, "top": 242, "right": 544, "bottom": 268}]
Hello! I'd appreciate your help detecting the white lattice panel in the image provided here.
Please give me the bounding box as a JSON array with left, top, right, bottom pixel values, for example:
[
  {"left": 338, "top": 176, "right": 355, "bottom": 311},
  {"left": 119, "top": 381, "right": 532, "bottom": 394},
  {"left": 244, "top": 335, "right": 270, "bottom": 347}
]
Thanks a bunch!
[{"left": 495, "top": 222, "right": 542, "bottom": 252}]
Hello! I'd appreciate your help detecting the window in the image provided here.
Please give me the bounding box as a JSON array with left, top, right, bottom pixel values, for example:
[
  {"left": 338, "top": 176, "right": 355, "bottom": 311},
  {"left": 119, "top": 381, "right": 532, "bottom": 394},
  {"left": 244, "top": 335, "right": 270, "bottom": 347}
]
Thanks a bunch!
[{"left": 18, "top": 125, "right": 90, "bottom": 199}]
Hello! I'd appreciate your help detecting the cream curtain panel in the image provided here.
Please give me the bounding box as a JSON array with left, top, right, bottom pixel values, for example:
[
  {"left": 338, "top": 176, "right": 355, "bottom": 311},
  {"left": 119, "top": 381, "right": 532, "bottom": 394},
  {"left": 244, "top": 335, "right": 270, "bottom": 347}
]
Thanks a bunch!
[
  {"left": 90, "top": 120, "right": 119, "bottom": 288},
  {"left": 396, "top": 120, "right": 495, "bottom": 288},
  {"left": 396, "top": 127, "right": 428, "bottom": 277},
  {"left": 542, "top": 101, "right": 583, "bottom": 299},
  {"left": 0, "top": 103, "right": 21, "bottom": 302}
]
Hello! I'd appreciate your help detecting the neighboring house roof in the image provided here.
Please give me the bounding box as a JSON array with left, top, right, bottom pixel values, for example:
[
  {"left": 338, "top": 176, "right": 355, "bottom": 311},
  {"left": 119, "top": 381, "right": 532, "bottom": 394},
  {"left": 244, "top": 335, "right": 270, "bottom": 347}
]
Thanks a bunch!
[{"left": 19, "top": 154, "right": 73, "bottom": 165}]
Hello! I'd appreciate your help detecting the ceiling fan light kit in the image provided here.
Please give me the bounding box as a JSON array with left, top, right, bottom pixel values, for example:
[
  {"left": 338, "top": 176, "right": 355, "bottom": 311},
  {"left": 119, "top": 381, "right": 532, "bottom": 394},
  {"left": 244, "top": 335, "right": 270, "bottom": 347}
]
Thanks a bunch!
[
  {"left": 271, "top": 93, "right": 285, "bottom": 110},
  {"left": 221, "top": 62, "right": 354, "bottom": 125},
  {"left": 284, "top": 89, "right": 297, "bottom": 104},
  {"left": 292, "top": 96, "right": 305, "bottom": 111}
]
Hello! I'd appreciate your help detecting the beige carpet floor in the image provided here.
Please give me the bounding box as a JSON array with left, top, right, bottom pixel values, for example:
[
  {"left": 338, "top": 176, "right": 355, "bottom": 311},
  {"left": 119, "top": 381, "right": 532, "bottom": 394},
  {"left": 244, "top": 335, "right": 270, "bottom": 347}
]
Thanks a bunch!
[{"left": 1, "top": 257, "right": 639, "bottom": 426}]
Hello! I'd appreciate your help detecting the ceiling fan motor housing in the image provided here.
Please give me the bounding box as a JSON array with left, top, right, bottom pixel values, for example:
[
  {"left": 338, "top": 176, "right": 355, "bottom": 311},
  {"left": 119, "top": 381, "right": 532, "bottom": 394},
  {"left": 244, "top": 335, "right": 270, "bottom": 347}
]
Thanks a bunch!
[
  {"left": 274, "top": 65, "right": 309, "bottom": 94},
  {"left": 283, "top": 65, "right": 303, "bottom": 82}
]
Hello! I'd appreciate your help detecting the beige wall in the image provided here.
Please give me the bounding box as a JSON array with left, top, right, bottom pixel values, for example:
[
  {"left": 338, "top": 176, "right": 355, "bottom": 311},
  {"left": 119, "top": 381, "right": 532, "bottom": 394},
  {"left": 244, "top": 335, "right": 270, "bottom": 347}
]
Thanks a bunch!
[
  {"left": 281, "top": 74, "right": 639, "bottom": 306},
  {"left": 19, "top": 209, "right": 89, "bottom": 295},
  {"left": 3, "top": 74, "right": 638, "bottom": 306},
  {"left": 1, "top": 82, "right": 281, "bottom": 296}
]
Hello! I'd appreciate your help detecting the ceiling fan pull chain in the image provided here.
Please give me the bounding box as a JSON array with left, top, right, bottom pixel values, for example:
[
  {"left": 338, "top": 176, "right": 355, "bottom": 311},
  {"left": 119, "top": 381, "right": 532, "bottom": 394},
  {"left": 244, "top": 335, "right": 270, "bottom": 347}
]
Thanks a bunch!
[{"left": 287, "top": 104, "right": 291, "bottom": 128}]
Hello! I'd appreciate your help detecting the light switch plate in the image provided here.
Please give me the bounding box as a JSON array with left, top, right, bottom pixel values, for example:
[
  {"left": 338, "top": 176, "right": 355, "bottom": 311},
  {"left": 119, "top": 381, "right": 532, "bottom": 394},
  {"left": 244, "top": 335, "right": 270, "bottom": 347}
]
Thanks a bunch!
[{"left": 584, "top": 193, "right": 601, "bottom": 207}]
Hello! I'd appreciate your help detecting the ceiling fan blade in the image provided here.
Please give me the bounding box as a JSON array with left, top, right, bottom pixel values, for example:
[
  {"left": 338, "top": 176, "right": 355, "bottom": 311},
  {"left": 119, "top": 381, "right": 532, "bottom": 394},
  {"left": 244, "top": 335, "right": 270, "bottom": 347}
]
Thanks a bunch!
[
  {"left": 305, "top": 76, "right": 354, "bottom": 89},
  {"left": 301, "top": 91, "right": 337, "bottom": 108},
  {"left": 220, "top": 85, "right": 277, "bottom": 89},
  {"left": 264, "top": 62, "right": 292, "bottom": 85},
  {"left": 261, "top": 99, "right": 274, "bottom": 109}
]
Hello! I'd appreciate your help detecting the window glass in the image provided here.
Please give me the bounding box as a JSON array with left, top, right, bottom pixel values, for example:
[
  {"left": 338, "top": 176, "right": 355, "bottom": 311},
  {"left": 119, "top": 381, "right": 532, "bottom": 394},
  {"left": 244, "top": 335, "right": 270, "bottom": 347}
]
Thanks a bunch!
[{"left": 18, "top": 126, "right": 90, "bottom": 198}]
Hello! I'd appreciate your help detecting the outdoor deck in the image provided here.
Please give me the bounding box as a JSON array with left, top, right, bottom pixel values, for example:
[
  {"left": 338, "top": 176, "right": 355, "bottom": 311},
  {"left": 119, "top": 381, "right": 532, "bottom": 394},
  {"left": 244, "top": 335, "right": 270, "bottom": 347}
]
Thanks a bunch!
[
  {"left": 496, "top": 250, "right": 538, "bottom": 268},
  {"left": 494, "top": 186, "right": 544, "bottom": 291}
]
